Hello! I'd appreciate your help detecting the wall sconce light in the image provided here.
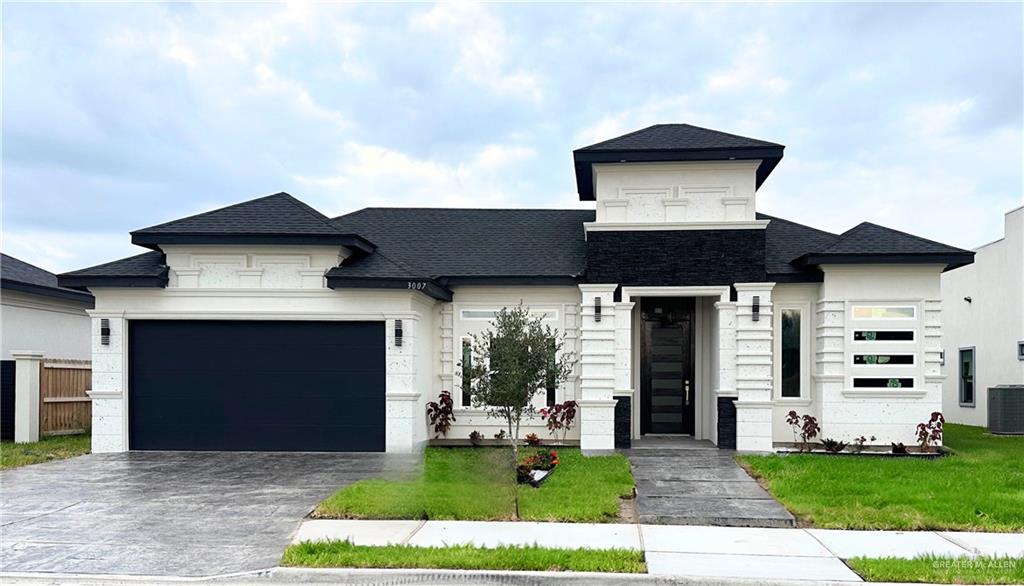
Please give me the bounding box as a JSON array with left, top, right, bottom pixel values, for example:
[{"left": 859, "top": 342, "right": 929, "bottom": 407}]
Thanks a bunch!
[
  {"left": 1017, "top": 341, "right": 1024, "bottom": 362},
  {"left": 940, "top": 349, "right": 945, "bottom": 367},
  {"left": 100, "top": 318, "right": 111, "bottom": 346},
  {"left": 594, "top": 296, "right": 602, "bottom": 323},
  {"left": 395, "top": 319, "right": 403, "bottom": 347},
  {"left": 963, "top": 296, "right": 972, "bottom": 303},
  {"left": 752, "top": 296, "right": 760, "bottom": 322}
]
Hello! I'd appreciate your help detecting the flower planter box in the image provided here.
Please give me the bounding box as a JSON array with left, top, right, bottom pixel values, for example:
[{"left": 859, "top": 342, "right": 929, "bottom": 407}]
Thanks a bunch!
[{"left": 517, "top": 465, "right": 556, "bottom": 487}]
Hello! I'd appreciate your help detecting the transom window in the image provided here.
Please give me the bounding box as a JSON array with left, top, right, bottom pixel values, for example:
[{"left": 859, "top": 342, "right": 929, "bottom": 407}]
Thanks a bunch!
[
  {"left": 852, "top": 306, "right": 916, "bottom": 320},
  {"left": 460, "top": 309, "right": 557, "bottom": 321},
  {"left": 853, "top": 330, "right": 915, "bottom": 342}
]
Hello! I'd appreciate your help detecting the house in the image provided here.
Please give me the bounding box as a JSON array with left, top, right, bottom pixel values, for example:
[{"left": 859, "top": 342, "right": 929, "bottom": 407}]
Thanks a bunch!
[
  {"left": 57, "top": 124, "right": 975, "bottom": 454},
  {"left": 1, "top": 253, "right": 94, "bottom": 440},
  {"left": 940, "top": 206, "right": 1024, "bottom": 427}
]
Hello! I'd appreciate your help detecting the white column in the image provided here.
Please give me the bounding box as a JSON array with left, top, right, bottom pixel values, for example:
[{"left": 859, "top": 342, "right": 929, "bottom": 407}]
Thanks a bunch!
[
  {"left": 12, "top": 351, "right": 43, "bottom": 443},
  {"left": 734, "top": 283, "right": 776, "bottom": 452},
  {"left": 90, "top": 315, "right": 127, "bottom": 453},
  {"left": 578, "top": 284, "right": 618, "bottom": 451},
  {"left": 385, "top": 316, "right": 422, "bottom": 453}
]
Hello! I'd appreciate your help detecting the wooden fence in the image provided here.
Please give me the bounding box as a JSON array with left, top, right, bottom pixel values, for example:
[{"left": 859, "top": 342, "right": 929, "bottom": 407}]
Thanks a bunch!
[{"left": 39, "top": 359, "right": 92, "bottom": 436}]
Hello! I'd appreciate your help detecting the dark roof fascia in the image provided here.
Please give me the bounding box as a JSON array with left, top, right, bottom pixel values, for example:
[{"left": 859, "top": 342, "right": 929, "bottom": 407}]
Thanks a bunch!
[
  {"left": 130, "top": 232, "right": 376, "bottom": 255},
  {"left": 326, "top": 275, "right": 453, "bottom": 302},
  {"left": 57, "top": 270, "right": 170, "bottom": 291},
  {"left": 0, "top": 278, "right": 95, "bottom": 303},
  {"left": 573, "top": 146, "right": 784, "bottom": 200},
  {"left": 794, "top": 252, "right": 976, "bottom": 272},
  {"left": 438, "top": 275, "right": 583, "bottom": 287}
]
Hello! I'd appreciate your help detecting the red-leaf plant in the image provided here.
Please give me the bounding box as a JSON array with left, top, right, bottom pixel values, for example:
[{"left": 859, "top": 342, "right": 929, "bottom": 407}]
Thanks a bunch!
[
  {"left": 916, "top": 411, "right": 945, "bottom": 452},
  {"left": 425, "top": 391, "right": 456, "bottom": 439},
  {"left": 539, "top": 400, "right": 578, "bottom": 443},
  {"left": 785, "top": 410, "right": 820, "bottom": 453}
]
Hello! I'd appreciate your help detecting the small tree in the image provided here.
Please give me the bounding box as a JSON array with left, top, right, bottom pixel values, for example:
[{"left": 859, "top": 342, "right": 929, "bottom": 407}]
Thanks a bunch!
[{"left": 462, "top": 305, "right": 576, "bottom": 452}]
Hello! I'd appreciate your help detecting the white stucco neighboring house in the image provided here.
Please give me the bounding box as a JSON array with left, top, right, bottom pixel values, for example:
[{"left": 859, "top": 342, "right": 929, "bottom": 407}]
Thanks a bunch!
[
  {"left": 57, "top": 124, "right": 976, "bottom": 454},
  {"left": 1, "top": 253, "right": 94, "bottom": 440},
  {"left": 941, "top": 206, "right": 1024, "bottom": 427}
]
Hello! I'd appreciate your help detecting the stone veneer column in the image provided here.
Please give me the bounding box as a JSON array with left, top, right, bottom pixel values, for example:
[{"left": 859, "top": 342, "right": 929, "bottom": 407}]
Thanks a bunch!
[
  {"left": 89, "top": 314, "right": 127, "bottom": 453},
  {"left": 577, "top": 284, "right": 618, "bottom": 451},
  {"left": 815, "top": 299, "right": 845, "bottom": 434},
  {"left": 385, "top": 316, "right": 422, "bottom": 453},
  {"left": 12, "top": 351, "right": 43, "bottom": 443},
  {"left": 922, "top": 298, "right": 946, "bottom": 441},
  {"left": 713, "top": 300, "right": 738, "bottom": 448},
  {"left": 733, "top": 283, "right": 775, "bottom": 452}
]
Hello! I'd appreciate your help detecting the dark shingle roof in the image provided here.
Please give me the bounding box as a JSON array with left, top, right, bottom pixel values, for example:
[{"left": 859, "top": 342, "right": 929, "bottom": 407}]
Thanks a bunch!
[
  {"left": 758, "top": 213, "right": 839, "bottom": 278},
  {"left": 58, "top": 251, "right": 168, "bottom": 290},
  {"left": 577, "top": 124, "right": 783, "bottom": 152},
  {"left": 330, "top": 208, "right": 594, "bottom": 282},
  {"left": 1, "top": 253, "right": 94, "bottom": 303},
  {"left": 795, "top": 222, "right": 975, "bottom": 271},
  {"left": 130, "top": 192, "right": 374, "bottom": 252}
]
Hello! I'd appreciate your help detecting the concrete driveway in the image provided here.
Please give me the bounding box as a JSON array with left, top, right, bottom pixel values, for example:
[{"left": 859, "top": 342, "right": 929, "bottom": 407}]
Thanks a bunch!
[{"left": 0, "top": 451, "right": 418, "bottom": 577}]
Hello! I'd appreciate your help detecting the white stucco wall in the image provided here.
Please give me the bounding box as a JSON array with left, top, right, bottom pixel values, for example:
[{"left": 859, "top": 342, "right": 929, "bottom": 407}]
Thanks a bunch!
[
  {"left": 816, "top": 264, "right": 945, "bottom": 445},
  {"left": 590, "top": 161, "right": 765, "bottom": 226},
  {"left": 439, "top": 286, "right": 582, "bottom": 442},
  {"left": 941, "top": 206, "right": 1024, "bottom": 426},
  {"left": 1, "top": 290, "right": 92, "bottom": 360},
  {"left": 771, "top": 283, "right": 821, "bottom": 443},
  {"left": 86, "top": 244, "right": 438, "bottom": 454}
]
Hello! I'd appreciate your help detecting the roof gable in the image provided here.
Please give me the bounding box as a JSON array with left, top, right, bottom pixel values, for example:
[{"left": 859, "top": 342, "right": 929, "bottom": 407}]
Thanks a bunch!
[
  {"left": 58, "top": 251, "right": 169, "bottom": 290},
  {"left": 130, "top": 192, "right": 374, "bottom": 253}
]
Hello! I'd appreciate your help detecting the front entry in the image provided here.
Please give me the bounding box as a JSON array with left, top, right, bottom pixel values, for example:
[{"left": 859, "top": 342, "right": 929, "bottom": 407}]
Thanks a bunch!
[{"left": 640, "top": 298, "right": 696, "bottom": 435}]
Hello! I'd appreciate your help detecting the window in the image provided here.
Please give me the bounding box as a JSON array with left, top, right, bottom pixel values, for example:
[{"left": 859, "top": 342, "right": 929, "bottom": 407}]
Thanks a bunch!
[
  {"left": 853, "top": 354, "right": 914, "bottom": 365},
  {"left": 780, "top": 308, "right": 801, "bottom": 398},
  {"left": 545, "top": 341, "right": 557, "bottom": 406},
  {"left": 461, "top": 339, "right": 472, "bottom": 407},
  {"left": 853, "top": 377, "right": 914, "bottom": 388},
  {"left": 959, "top": 348, "right": 975, "bottom": 406},
  {"left": 853, "top": 330, "right": 914, "bottom": 342},
  {"left": 460, "top": 309, "right": 557, "bottom": 321},
  {"left": 852, "top": 306, "right": 916, "bottom": 320}
]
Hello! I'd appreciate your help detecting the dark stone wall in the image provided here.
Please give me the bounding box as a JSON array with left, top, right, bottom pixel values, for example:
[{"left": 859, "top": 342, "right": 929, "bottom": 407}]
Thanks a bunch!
[
  {"left": 585, "top": 229, "right": 766, "bottom": 286},
  {"left": 717, "top": 397, "right": 737, "bottom": 450},
  {"left": 614, "top": 395, "right": 632, "bottom": 449}
]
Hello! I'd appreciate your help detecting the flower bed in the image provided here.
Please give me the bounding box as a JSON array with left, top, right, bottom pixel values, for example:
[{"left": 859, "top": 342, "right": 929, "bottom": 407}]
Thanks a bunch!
[{"left": 517, "top": 449, "right": 560, "bottom": 487}]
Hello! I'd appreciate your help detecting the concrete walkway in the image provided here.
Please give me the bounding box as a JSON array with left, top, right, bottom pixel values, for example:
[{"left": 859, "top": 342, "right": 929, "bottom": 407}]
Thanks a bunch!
[
  {"left": 625, "top": 439, "right": 795, "bottom": 527},
  {"left": 293, "top": 519, "right": 1024, "bottom": 583}
]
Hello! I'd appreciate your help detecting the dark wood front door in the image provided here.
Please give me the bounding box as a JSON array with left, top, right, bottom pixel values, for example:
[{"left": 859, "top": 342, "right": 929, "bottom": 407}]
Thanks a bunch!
[{"left": 641, "top": 298, "right": 695, "bottom": 435}]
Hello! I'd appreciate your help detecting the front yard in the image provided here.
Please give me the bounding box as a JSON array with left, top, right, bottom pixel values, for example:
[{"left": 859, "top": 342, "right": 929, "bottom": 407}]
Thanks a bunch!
[
  {"left": 0, "top": 433, "right": 91, "bottom": 470},
  {"left": 314, "top": 446, "right": 635, "bottom": 522},
  {"left": 848, "top": 556, "right": 1024, "bottom": 585},
  {"left": 739, "top": 424, "right": 1024, "bottom": 531}
]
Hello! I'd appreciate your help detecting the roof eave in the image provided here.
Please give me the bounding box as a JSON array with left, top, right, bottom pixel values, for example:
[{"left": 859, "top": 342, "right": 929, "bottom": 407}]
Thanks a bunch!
[
  {"left": 572, "top": 146, "right": 785, "bottom": 201},
  {"left": 129, "top": 232, "right": 376, "bottom": 256},
  {"left": 795, "top": 252, "right": 976, "bottom": 272},
  {"left": 57, "top": 270, "right": 170, "bottom": 291},
  {"left": 0, "top": 278, "right": 95, "bottom": 303},
  {"left": 325, "top": 275, "right": 453, "bottom": 302}
]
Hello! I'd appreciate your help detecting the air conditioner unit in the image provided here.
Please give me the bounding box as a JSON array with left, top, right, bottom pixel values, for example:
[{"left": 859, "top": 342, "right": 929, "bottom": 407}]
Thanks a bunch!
[{"left": 988, "top": 385, "right": 1024, "bottom": 435}]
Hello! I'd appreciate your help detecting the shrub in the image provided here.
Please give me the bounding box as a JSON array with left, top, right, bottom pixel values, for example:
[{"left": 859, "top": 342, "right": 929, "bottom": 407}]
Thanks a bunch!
[
  {"left": 469, "top": 431, "right": 483, "bottom": 446},
  {"left": 539, "top": 400, "right": 578, "bottom": 443},
  {"left": 425, "top": 391, "right": 456, "bottom": 439},
  {"left": 821, "top": 438, "right": 847, "bottom": 453},
  {"left": 524, "top": 433, "right": 542, "bottom": 446},
  {"left": 786, "top": 410, "right": 820, "bottom": 452},
  {"left": 916, "top": 412, "right": 945, "bottom": 452},
  {"left": 851, "top": 435, "right": 876, "bottom": 453}
]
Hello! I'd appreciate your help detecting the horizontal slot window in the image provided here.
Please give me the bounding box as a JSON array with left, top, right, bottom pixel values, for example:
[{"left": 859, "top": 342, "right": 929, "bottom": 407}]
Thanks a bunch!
[
  {"left": 852, "top": 306, "right": 916, "bottom": 320},
  {"left": 853, "top": 330, "right": 914, "bottom": 342},
  {"left": 853, "top": 377, "right": 914, "bottom": 389},
  {"left": 460, "top": 309, "right": 557, "bottom": 321},
  {"left": 853, "top": 354, "right": 914, "bottom": 366}
]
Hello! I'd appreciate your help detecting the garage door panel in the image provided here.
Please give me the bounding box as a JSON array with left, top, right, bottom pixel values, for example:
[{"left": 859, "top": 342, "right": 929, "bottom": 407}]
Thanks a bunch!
[{"left": 129, "top": 320, "right": 386, "bottom": 452}]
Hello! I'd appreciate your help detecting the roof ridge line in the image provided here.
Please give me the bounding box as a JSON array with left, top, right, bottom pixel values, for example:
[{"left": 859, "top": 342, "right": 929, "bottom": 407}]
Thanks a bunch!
[
  {"left": 132, "top": 192, "right": 288, "bottom": 233},
  {"left": 280, "top": 193, "right": 348, "bottom": 234}
]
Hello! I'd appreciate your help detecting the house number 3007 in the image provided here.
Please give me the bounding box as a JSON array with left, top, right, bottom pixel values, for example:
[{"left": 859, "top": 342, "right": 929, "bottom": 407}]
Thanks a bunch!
[{"left": 407, "top": 282, "right": 428, "bottom": 290}]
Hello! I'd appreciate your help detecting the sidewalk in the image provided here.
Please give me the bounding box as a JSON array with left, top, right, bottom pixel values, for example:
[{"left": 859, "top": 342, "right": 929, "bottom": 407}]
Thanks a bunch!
[{"left": 292, "top": 520, "right": 1024, "bottom": 583}]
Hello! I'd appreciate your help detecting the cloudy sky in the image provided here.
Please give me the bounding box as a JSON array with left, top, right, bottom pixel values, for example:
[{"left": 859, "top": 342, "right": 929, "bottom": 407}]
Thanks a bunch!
[{"left": 3, "top": 1, "right": 1021, "bottom": 273}]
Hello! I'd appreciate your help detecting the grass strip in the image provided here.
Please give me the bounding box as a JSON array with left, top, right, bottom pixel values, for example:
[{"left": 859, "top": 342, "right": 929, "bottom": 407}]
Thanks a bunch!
[
  {"left": 1, "top": 434, "right": 91, "bottom": 470},
  {"left": 847, "top": 555, "right": 1024, "bottom": 584},
  {"left": 282, "top": 540, "right": 646, "bottom": 573}
]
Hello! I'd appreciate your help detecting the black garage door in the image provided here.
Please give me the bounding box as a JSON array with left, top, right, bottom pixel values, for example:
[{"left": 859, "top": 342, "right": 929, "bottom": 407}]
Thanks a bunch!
[{"left": 129, "top": 320, "right": 385, "bottom": 452}]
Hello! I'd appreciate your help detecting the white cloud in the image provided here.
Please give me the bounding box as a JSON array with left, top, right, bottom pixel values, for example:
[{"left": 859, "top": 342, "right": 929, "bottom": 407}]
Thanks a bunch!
[
  {"left": 409, "top": 2, "right": 543, "bottom": 101},
  {"left": 293, "top": 142, "right": 537, "bottom": 211},
  {"left": 706, "top": 34, "right": 790, "bottom": 94},
  {"left": 1, "top": 229, "right": 139, "bottom": 274}
]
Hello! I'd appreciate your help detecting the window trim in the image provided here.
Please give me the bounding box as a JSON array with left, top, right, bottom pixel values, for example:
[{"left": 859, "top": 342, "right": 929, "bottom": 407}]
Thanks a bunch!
[
  {"left": 773, "top": 302, "right": 811, "bottom": 401},
  {"left": 959, "top": 346, "right": 976, "bottom": 407}
]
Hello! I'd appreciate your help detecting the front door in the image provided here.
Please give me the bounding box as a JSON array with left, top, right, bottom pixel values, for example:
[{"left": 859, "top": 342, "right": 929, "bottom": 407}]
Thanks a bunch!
[{"left": 640, "top": 298, "right": 695, "bottom": 435}]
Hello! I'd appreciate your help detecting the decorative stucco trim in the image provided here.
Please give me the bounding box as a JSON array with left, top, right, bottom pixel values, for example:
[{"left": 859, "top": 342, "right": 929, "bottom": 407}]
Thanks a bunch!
[
  {"left": 584, "top": 220, "right": 769, "bottom": 232},
  {"left": 622, "top": 285, "right": 730, "bottom": 303}
]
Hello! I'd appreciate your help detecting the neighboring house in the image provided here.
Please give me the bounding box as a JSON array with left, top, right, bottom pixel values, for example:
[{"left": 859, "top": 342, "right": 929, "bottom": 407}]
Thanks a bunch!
[
  {"left": 58, "top": 124, "right": 975, "bottom": 454},
  {"left": 1, "top": 253, "right": 94, "bottom": 440},
  {"left": 940, "top": 206, "right": 1024, "bottom": 427}
]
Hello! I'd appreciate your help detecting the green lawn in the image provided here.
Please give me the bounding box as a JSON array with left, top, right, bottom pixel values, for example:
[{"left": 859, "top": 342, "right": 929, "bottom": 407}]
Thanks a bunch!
[
  {"left": 282, "top": 540, "right": 645, "bottom": 573},
  {"left": 1, "top": 434, "right": 91, "bottom": 470},
  {"left": 739, "top": 424, "right": 1024, "bottom": 531},
  {"left": 847, "top": 556, "right": 1024, "bottom": 584},
  {"left": 314, "top": 447, "right": 634, "bottom": 522}
]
